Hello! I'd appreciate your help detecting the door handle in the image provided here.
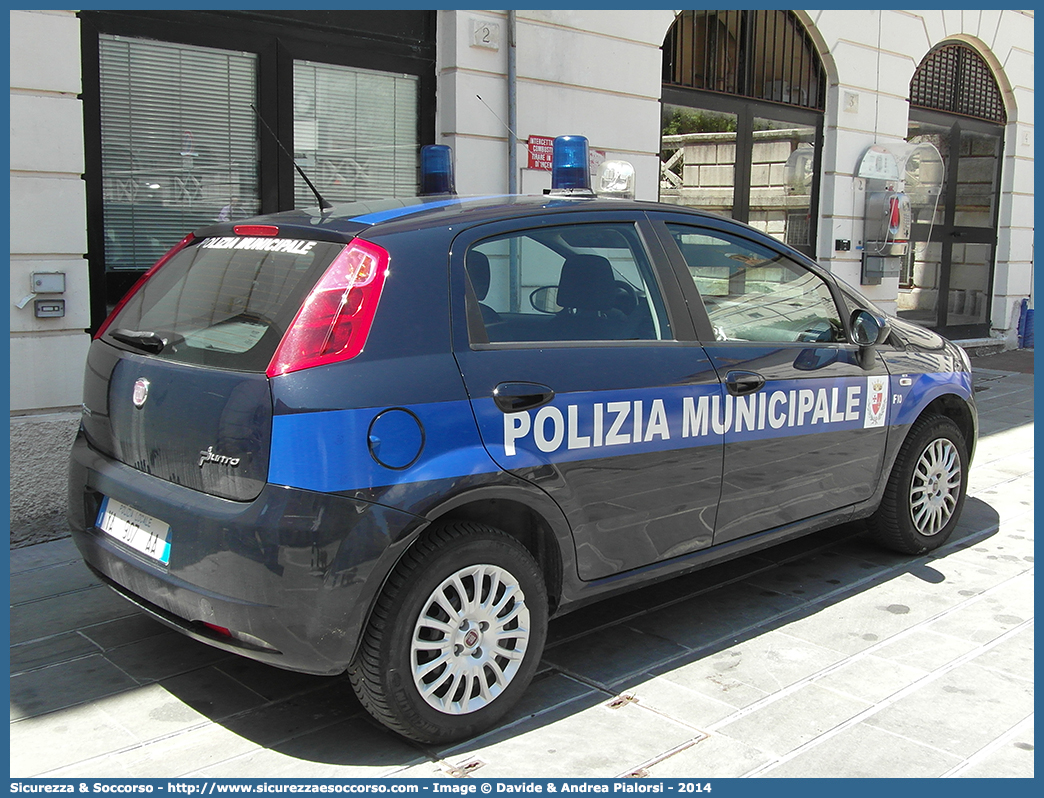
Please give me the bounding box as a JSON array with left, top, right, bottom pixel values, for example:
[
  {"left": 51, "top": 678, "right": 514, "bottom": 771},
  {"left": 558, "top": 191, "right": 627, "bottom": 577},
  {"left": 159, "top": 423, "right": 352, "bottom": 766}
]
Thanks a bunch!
[
  {"left": 724, "top": 370, "right": 765, "bottom": 396},
  {"left": 492, "top": 382, "right": 555, "bottom": 413}
]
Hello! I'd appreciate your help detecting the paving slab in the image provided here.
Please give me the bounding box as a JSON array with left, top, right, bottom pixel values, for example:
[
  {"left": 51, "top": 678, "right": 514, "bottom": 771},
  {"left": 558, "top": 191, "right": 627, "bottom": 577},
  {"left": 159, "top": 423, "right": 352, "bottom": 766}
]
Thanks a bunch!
[
  {"left": 211, "top": 657, "right": 331, "bottom": 703},
  {"left": 741, "top": 549, "right": 891, "bottom": 603},
  {"left": 47, "top": 720, "right": 264, "bottom": 779},
  {"left": 9, "top": 535, "right": 81, "bottom": 573},
  {"left": 644, "top": 730, "right": 773, "bottom": 778},
  {"left": 660, "top": 629, "right": 844, "bottom": 700},
  {"left": 643, "top": 651, "right": 773, "bottom": 710},
  {"left": 153, "top": 666, "right": 272, "bottom": 723},
  {"left": 863, "top": 660, "right": 1034, "bottom": 759},
  {"left": 10, "top": 631, "right": 101, "bottom": 674},
  {"left": 10, "top": 702, "right": 142, "bottom": 778},
  {"left": 102, "top": 627, "right": 235, "bottom": 683},
  {"left": 715, "top": 682, "right": 872, "bottom": 757},
  {"left": 543, "top": 624, "right": 689, "bottom": 687},
  {"left": 218, "top": 680, "right": 364, "bottom": 749},
  {"left": 10, "top": 653, "right": 140, "bottom": 720},
  {"left": 78, "top": 612, "right": 178, "bottom": 651},
  {"left": 953, "top": 717, "right": 1035, "bottom": 778},
  {"left": 871, "top": 629, "right": 981, "bottom": 673},
  {"left": 626, "top": 580, "right": 806, "bottom": 652},
  {"left": 966, "top": 624, "right": 1035, "bottom": 682},
  {"left": 192, "top": 716, "right": 427, "bottom": 778},
  {"left": 776, "top": 576, "right": 961, "bottom": 655},
  {"left": 925, "top": 573, "right": 1033, "bottom": 644},
  {"left": 9, "top": 559, "right": 100, "bottom": 604},
  {"left": 504, "top": 671, "right": 601, "bottom": 722},
  {"left": 542, "top": 591, "right": 650, "bottom": 647},
  {"left": 10, "top": 584, "right": 137, "bottom": 644},
  {"left": 624, "top": 673, "right": 742, "bottom": 728},
  {"left": 810, "top": 652, "right": 929, "bottom": 704},
  {"left": 437, "top": 695, "right": 699, "bottom": 778},
  {"left": 763, "top": 721, "right": 963, "bottom": 777}
]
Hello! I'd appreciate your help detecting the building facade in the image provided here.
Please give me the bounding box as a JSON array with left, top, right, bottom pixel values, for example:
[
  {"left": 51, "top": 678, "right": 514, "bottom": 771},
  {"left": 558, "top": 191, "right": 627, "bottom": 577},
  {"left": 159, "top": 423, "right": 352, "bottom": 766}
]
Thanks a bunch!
[{"left": 9, "top": 9, "right": 1034, "bottom": 419}]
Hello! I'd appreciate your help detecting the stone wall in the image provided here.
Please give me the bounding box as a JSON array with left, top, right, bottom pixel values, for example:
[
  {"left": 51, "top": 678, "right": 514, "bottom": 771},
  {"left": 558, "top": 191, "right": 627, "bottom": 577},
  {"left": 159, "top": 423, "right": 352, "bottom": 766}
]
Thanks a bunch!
[{"left": 9, "top": 413, "right": 80, "bottom": 547}]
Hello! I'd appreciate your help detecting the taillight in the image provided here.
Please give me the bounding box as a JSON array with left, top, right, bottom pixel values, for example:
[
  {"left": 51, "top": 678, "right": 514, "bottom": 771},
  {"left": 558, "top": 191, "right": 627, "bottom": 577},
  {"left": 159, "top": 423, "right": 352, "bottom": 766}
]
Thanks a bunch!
[
  {"left": 202, "top": 622, "right": 232, "bottom": 638},
  {"left": 94, "top": 232, "right": 196, "bottom": 339},
  {"left": 266, "top": 238, "right": 390, "bottom": 377}
]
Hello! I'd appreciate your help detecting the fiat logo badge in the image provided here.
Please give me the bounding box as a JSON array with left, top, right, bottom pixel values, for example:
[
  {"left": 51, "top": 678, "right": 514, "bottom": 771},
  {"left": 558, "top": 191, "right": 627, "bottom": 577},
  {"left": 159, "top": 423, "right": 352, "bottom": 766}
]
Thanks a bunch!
[{"left": 132, "top": 378, "right": 150, "bottom": 409}]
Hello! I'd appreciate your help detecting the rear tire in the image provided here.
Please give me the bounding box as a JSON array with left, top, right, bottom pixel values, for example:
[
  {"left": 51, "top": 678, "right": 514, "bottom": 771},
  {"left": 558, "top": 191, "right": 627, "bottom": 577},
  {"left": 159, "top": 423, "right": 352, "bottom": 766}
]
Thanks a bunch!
[
  {"left": 869, "top": 414, "right": 969, "bottom": 554},
  {"left": 349, "top": 521, "right": 548, "bottom": 744}
]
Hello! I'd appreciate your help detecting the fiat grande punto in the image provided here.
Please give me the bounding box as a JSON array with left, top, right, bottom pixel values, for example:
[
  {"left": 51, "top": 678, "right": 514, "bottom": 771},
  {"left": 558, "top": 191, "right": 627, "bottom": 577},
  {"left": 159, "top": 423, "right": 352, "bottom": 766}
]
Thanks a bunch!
[{"left": 69, "top": 137, "right": 976, "bottom": 743}]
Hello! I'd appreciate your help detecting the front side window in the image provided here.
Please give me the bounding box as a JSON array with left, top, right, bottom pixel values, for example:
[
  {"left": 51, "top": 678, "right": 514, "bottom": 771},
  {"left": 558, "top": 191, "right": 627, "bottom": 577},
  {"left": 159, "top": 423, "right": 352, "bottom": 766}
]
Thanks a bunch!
[
  {"left": 466, "top": 223, "right": 672, "bottom": 344},
  {"left": 667, "top": 225, "right": 842, "bottom": 343}
]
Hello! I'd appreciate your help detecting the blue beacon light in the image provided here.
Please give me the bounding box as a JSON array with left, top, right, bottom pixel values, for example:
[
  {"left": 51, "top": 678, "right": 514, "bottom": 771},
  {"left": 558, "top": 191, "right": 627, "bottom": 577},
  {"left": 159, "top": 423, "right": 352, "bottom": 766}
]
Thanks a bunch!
[
  {"left": 551, "top": 135, "right": 591, "bottom": 192},
  {"left": 420, "top": 144, "right": 456, "bottom": 195}
]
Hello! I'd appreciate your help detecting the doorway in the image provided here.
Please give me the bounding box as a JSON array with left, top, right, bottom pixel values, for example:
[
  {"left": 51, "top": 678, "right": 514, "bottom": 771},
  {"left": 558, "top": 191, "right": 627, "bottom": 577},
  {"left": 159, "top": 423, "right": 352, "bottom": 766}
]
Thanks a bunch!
[{"left": 898, "top": 43, "right": 1006, "bottom": 338}]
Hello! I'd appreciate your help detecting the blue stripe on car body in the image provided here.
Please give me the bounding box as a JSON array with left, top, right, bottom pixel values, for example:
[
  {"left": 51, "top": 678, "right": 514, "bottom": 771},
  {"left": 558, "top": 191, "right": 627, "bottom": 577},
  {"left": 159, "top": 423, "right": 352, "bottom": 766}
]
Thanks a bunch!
[
  {"left": 268, "top": 372, "right": 969, "bottom": 494},
  {"left": 348, "top": 195, "right": 511, "bottom": 225}
]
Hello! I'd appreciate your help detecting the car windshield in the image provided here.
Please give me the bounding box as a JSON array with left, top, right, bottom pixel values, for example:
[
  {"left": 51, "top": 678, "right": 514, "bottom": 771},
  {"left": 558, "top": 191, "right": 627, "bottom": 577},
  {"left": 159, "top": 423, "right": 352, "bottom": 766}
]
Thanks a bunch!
[{"left": 103, "top": 237, "right": 345, "bottom": 372}]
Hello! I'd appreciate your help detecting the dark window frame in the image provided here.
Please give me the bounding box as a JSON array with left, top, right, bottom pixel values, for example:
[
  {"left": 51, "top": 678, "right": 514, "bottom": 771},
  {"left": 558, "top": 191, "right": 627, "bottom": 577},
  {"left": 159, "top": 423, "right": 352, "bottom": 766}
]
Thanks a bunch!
[
  {"left": 79, "top": 10, "right": 436, "bottom": 332},
  {"left": 660, "top": 11, "right": 826, "bottom": 258},
  {"left": 661, "top": 85, "right": 824, "bottom": 257},
  {"left": 903, "top": 105, "right": 1004, "bottom": 338}
]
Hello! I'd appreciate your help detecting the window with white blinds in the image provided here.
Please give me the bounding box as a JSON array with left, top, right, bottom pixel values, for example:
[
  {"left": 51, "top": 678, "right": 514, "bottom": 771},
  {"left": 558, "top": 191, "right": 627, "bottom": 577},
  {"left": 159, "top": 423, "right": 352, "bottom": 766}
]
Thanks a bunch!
[
  {"left": 99, "top": 36, "right": 259, "bottom": 272},
  {"left": 293, "top": 60, "right": 419, "bottom": 206}
]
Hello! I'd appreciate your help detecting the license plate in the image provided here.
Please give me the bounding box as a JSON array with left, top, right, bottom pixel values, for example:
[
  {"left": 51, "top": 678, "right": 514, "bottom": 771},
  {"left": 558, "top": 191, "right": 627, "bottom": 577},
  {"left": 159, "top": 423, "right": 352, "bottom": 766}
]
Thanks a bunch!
[{"left": 97, "top": 497, "right": 171, "bottom": 565}]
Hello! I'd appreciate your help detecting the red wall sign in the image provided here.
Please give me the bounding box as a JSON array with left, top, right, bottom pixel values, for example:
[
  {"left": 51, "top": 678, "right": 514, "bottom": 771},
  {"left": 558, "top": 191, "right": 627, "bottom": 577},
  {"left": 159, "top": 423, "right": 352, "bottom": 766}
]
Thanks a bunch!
[{"left": 527, "top": 136, "right": 555, "bottom": 170}]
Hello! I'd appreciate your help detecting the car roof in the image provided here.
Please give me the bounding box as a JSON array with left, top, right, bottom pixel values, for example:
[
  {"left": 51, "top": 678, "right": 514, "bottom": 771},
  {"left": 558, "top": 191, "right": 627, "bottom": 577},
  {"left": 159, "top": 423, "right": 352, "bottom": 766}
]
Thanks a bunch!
[{"left": 194, "top": 193, "right": 739, "bottom": 242}]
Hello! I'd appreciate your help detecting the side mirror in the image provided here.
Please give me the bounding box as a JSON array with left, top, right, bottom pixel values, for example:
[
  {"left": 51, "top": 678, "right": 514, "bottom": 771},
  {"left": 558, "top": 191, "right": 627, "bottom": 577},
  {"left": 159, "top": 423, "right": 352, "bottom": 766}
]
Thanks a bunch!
[
  {"left": 850, "top": 309, "right": 890, "bottom": 370},
  {"left": 529, "top": 286, "right": 559, "bottom": 314},
  {"left": 850, "top": 309, "right": 890, "bottom": 347}
]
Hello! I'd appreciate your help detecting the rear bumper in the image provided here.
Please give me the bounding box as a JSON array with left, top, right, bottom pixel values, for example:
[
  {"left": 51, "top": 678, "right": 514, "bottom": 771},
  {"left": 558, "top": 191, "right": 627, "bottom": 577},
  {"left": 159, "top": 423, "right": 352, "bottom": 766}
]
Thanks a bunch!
[{"left": 68, "top": 430, "right": 425, "bottom": 675}]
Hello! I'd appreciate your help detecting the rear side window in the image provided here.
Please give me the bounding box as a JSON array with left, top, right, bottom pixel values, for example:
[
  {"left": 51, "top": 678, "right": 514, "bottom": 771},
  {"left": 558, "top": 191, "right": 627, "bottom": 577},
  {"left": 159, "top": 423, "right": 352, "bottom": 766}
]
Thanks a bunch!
[
  {"left": 465, "top": 223, "right": 672, "bottom": 344},
  {"left": 104, "top": 237, "right": 345, "bottom": 371}
]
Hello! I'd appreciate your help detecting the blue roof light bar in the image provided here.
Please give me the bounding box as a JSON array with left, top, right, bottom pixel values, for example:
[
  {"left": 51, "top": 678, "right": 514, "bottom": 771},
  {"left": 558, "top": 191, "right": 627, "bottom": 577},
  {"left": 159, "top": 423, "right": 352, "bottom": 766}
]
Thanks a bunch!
[
  {"left": 420, "top": 144, "right": 456, "bottom": 195},
  {"left": 550, "top": 135, "right": 591, "bottom": 192}
]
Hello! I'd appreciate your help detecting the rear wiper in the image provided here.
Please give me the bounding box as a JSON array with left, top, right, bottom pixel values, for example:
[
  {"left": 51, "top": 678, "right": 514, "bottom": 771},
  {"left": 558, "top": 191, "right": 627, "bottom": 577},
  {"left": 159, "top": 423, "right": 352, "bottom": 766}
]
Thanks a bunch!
[{"left": 109, "top": 329, "right": 178, "bottom": 354}]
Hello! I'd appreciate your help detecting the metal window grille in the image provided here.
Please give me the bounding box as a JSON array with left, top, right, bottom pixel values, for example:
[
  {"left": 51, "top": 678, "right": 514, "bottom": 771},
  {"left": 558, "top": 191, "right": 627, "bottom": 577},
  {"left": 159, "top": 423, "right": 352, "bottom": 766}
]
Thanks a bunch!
[
  {"left": 662, "top": 10, "right": 825, "bottom": 111},
  {"left": 910, "top": 43, "right": 1006, "bottom": 125}
]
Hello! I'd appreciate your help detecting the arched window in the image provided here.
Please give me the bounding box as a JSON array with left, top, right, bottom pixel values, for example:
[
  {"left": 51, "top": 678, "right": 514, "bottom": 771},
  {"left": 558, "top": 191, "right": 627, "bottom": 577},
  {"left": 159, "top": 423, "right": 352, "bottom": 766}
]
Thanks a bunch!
[
  {"left": 910, "top": 42, "right": 1006, "bottom": 124},
  {"left": 899, "top": 42, "right": 1006, "bottom": 337},
  {"left": 663, "top": 10, "right": 825, "bottom": 110},
  {"left": 661, "top": 11, "right": 825, "bottom": 256}
]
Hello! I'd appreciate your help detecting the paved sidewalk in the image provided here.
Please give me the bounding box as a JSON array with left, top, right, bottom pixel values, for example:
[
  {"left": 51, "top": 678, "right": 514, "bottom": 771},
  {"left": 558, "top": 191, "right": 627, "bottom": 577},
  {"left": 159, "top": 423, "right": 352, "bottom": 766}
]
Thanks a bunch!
[{"left": 9, "top": 362, "right": 1033, "bottom": 779}]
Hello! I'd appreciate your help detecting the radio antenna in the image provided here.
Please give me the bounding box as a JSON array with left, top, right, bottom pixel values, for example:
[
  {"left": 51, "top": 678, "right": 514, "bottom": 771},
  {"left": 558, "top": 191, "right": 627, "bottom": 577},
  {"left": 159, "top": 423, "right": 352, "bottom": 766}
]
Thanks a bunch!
[
  {"left": 250, "top": 104, "right": 333, "bottom": 211},
  {"left": 476, "top": 95, "right": 523, "bottom": 142}
]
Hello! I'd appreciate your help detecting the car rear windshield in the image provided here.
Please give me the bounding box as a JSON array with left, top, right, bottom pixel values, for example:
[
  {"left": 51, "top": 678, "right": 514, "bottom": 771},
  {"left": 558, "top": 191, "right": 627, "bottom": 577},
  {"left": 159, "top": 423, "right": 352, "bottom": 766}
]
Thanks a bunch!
[{"left": 103, "top": 237, "right": 345, "bottom": 372}]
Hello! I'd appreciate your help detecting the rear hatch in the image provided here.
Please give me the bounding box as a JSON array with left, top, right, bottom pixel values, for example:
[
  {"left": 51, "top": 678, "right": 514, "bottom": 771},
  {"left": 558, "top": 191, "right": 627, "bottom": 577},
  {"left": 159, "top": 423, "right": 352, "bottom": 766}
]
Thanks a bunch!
[{"left": 83, "top": 234, "right": 348, "bottom": 501}]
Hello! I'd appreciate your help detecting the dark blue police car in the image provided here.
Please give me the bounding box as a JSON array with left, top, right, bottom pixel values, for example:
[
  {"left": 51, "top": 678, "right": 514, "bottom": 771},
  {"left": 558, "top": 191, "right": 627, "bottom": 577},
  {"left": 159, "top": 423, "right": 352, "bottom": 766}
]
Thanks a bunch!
[{"left": 69, "top": 137, "right": 976, "bottom": 743}]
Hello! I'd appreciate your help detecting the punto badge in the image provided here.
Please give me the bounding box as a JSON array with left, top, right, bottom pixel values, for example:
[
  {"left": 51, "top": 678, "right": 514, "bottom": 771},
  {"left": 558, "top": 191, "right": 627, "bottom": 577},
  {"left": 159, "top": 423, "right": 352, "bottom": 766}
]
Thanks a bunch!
[{"left": 132, "top": 378, "right": 150, "bottom": 408}]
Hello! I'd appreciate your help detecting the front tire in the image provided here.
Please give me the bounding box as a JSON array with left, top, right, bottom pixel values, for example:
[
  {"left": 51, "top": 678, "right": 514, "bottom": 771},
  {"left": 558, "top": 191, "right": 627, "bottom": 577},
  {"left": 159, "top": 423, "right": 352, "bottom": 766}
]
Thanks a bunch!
[
  {"left": 869, "top": 414, "right": 969, "bottom": 554},
  {"left": 349, "top": 521, "right": 548, "bottom": 743}
]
